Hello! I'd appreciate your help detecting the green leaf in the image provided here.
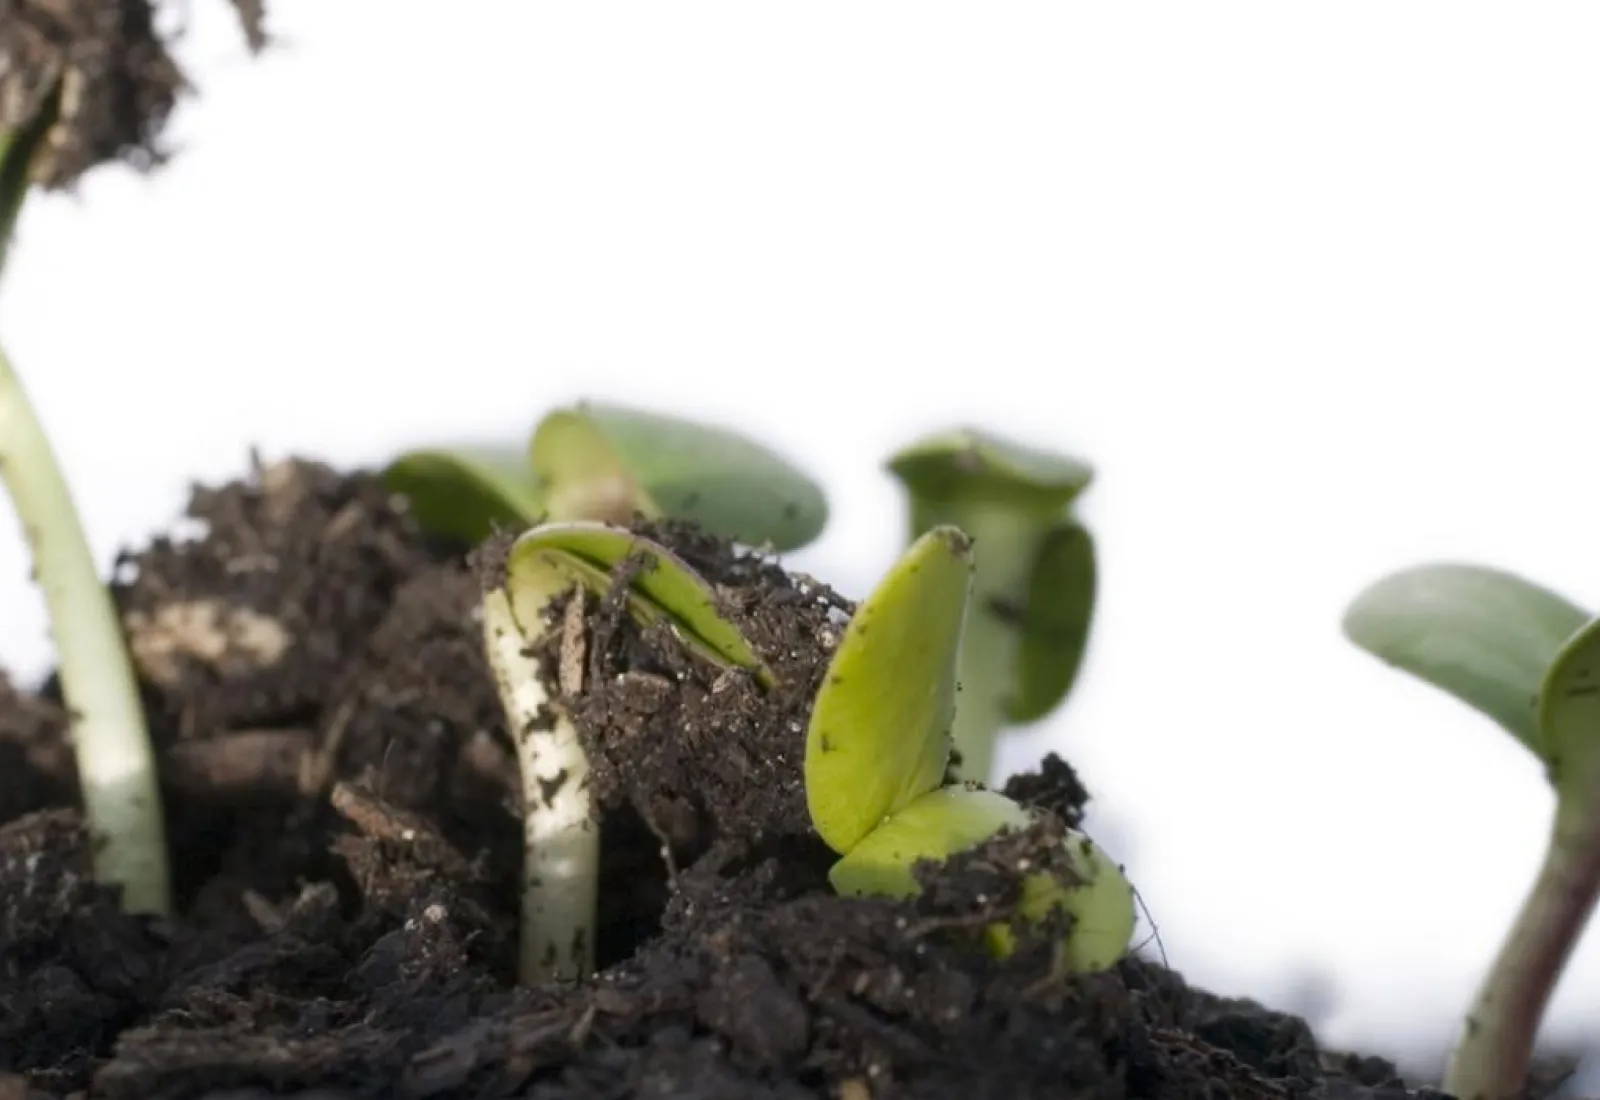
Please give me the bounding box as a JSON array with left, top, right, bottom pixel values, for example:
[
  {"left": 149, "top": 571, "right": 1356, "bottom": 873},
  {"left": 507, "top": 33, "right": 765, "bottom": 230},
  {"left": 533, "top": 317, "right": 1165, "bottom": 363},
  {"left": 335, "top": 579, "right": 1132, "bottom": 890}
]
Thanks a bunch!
[
  {"left": 384, "top": 447, "right": 543, "bottom": 544},
  {"left": 508, "top": 522, "right": 774, "bottom": 688},
  {"left": 1008, "top": 520, "right": 1097, "bottom": 723},
  {"left": 1538, "top": 614, "right": 1600, "bottom": 798},
  {"left": 533, "top": 402, "right": 828, "bottom": 551},
  {"left": 829, "top": 786, "right": 1134, "bottom": 973},
  {"left": 886, "top": 427, "right": 1094, "bottom": 510},
  {"left": 804, "top": 527, "right": 973, "bottom": 854},
  {"left": 1343, "top": 563, "right": 1590, "bottom": 763}
]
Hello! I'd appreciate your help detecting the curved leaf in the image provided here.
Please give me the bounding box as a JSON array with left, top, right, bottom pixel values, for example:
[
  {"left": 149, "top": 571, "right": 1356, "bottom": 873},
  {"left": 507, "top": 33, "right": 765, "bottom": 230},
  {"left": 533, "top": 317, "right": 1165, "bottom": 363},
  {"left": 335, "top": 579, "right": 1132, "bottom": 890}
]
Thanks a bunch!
[
  {"left": 805, "top": 527, "right": 974, "bottom": 854},
  {"left": 1343, "top": 563, "right": 1590, "bottom": 762},
  {"left": 1538, "top": 614, "right": 1600, "bottom": 798},
  {"left": 533, "top": 402, "right": 828, "bottom": 550},
  {"left": 886, "top": 427, "right": 1094, "bottom": 510},
  {"left": 384, "top": 447, "right": 543, "bottom": 544},
  {"left": 509, "top": 522, "right": 774, "bottom": 688},
  {"left": 1008, "top": 520, "right": 1097, "bottom": 723},
  {"left": 830, "top": 786, "right": 1134, "bottom": 973}
]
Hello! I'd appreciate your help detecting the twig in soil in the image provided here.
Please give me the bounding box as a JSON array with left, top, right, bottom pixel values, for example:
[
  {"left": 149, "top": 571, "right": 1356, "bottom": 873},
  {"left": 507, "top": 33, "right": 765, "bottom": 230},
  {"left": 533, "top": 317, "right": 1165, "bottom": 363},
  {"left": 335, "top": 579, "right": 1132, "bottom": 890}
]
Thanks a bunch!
[{"left": 329, "top": 780, "right": 474, "bottom": 882}]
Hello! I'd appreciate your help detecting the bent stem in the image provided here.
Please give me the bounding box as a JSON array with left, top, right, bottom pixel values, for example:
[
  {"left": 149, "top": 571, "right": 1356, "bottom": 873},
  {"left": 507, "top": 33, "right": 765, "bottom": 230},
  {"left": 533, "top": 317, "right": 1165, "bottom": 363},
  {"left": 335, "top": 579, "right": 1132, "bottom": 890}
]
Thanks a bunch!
[
  {"left": 1443, "top": 801, "right": 1600, "bottom": 1100},
  {"left": 483, "top": 588, "right": 597, "bottom": 984},
  {"left": 0, "top": 345, "right": 170, "bottom": 914}
]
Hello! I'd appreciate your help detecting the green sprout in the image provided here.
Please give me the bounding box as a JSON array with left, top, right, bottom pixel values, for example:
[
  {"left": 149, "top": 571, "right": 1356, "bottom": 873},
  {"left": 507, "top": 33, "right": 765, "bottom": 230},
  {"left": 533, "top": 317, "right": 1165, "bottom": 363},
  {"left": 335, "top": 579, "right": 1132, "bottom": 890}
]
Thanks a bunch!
[
  {"left": 886, "top": 429, "right": 1097, "bottom": 783},
  {"left": 0, "top": 82, "right": 170, "bottom": 914},
  {"left": 1344, "top": 563, "right": 1600, "bottom": 1100},
  {"left": 484, "top": 521, "right": 771, "bottom": 984},
  {"left": 386, "top": 401, "right": 829, "bottom": 550},
  {"left": 806, "top": 526, "right": 1134, "bottom": 972}
]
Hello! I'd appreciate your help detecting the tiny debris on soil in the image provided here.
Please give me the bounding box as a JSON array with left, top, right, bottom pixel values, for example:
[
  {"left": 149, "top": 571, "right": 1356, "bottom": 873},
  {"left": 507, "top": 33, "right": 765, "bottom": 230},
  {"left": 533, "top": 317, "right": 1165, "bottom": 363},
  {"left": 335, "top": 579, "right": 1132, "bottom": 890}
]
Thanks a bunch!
[{"left": 2, "top": 459, "right": 1451, "bottom": 1099}]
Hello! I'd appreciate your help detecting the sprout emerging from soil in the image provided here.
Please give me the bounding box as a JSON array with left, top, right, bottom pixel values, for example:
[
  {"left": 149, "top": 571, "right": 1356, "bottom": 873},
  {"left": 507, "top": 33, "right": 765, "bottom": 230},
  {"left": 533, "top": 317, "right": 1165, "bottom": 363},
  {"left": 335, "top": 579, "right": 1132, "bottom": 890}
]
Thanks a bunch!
[
  {"left": 484, "top": 522, "right": 772, "bottom": 983},
  {"left": 806, "top": 527, "right": 1134, "bottom": 972},
  {"left": 1344, "top": 564, "right": 1600, "bottom": 1100},
  {"left": 0, "top": 0, "right": 268, "bottom": 919},
  {"left": 387, "top": 401, "right": 829, "bottom": 551},
  {"left": 886, "top": 430, "right": 1097, "bottom": 783},
  {"left": 0, "top": 74, "right": 170, "bottom": 911}
]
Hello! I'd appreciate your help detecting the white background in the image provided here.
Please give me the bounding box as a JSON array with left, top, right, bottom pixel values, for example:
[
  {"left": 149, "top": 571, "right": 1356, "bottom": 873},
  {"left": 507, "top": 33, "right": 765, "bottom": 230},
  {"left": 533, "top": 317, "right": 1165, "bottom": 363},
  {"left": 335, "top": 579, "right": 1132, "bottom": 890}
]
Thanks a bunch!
[{"left": 3, "top": 1, "right": 1600, "bottom": 1072}]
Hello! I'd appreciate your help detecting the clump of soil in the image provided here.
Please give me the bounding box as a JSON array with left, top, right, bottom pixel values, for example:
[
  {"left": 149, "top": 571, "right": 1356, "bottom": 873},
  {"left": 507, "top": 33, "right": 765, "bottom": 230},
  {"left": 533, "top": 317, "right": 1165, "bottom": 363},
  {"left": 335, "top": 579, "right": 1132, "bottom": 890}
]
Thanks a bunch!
[
  {"left": 0, "top": 458, "right": 1446, "bottom": 1099},
  {"left": 0, "top": 0, "right": 267, "bottom": 190},
  {"left": 544, "top": 518, "right": 854, "bottom": 856}
]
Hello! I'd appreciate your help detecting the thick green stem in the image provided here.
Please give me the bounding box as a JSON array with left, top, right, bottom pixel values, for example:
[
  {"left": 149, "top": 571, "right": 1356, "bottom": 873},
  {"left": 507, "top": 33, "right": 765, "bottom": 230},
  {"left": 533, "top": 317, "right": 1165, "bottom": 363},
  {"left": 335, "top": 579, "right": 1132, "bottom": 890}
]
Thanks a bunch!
[
  {"left": 1443, "top": 799, "right": 1600, "bottom": 1100},
  {"left": 0, "top": 345, "right": 170, "bottom": 914},
  {"left": 917, "top": 502, "right": 1049, "bottom": 783},
  {"left": 484, "top": 588, "right": 598, "bottom": 984}
]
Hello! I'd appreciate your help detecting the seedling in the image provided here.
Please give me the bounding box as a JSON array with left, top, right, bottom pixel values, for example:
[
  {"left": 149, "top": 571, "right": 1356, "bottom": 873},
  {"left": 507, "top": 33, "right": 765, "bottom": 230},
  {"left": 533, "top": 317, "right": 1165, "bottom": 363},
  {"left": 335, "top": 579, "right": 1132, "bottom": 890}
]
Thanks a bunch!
[
  {"left": 1344, "top": 563, "right": 1600, "bottom": 1100},
  {"left": 484, "top": 521, "right": 772, "bottom": 983},
  {"left": 806, "top": 527, "right": 1134, "bottom": 972},
  {"left": 386, "top": 401, "right": 828, "bottom": 550},
  {"left": 886, "top": 429, "right": 1097, "bottom": 783},
  {"left": 0, "top": 81, "right": 170, "bottom": 914}
]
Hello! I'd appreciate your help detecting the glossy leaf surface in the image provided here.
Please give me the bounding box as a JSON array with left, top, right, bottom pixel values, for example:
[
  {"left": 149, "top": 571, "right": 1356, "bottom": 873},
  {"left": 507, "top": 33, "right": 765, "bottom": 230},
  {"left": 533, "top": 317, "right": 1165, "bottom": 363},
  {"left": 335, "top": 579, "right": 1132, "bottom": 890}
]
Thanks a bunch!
[{"left": 805, "top": 527, "right": 973, "bottom": 854}]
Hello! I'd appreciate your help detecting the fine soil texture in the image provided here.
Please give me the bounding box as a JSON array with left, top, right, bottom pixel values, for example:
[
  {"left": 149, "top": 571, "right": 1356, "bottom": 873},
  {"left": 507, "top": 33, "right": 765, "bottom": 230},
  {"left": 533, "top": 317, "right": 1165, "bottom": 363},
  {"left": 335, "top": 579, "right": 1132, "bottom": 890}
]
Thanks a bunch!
[{"left": 1, "top": 458, "right": 1448, "bottom": 1100}]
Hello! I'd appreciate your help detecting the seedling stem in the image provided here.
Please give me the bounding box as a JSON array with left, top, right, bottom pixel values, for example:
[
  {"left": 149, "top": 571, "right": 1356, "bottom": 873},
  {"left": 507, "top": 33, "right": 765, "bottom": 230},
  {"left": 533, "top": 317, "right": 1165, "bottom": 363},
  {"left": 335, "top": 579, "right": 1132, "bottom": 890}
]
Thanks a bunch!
[
  {"left": 1444, "top": 800, "right": 1600, "bottom": 1100},
  {"left": 0, "top": 345, "right": 170, "bottom": 914}
]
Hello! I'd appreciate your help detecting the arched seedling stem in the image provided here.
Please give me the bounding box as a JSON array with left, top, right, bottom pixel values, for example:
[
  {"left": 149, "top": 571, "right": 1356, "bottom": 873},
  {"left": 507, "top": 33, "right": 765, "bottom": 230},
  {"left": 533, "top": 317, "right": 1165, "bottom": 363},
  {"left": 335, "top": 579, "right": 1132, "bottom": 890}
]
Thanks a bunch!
[
  {"left": 487, "top": 522, "right": 769, "bottom": 984},
  {"left": 1440, "top": 614, "right": 1600, "bottom": 1100},
  {"left": 887, "top": 428, "right": 1096, "bottom": 783},
  {"left": 0, "top": 86, "right": 171, "bottom": 915},
  {"left": 1342, "top": 562, "right": 1600, "bottom": 1100},
  {"left": 385, "top": 400, "right": 829, "bottom": 552},
  {"left": 830, "top": 786, "right": 1134, "bottom": 974}
]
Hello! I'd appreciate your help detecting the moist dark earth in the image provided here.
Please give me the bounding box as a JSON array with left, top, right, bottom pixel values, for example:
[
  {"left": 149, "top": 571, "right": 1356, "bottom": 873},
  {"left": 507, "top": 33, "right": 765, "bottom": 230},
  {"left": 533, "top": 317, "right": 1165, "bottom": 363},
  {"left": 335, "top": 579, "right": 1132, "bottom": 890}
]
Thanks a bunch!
[{"left": 0, "top": 459, "right": 1455, "bottom": 1100}]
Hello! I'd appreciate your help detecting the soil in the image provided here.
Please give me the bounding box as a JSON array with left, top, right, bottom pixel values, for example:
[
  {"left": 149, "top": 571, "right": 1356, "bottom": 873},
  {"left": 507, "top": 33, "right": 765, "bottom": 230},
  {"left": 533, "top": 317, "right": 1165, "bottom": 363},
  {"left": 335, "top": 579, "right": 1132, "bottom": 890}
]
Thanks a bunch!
[
  {"left": 0, "top": 458, "right": 1453, "bottom": 1100},
  {"left": 0, "top": 0, "right": 266, "bottom": 191}
]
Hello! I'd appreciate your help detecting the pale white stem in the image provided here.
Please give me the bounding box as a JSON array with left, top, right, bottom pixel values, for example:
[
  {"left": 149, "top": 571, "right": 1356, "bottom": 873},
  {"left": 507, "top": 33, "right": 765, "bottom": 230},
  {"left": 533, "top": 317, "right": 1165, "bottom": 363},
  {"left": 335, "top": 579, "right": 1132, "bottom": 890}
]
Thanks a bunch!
[
  {"left": 1443, "top": 801, "right": 1600, "bottom": 1100},
  {"left": 0, "top": 344, "right": 170, "bottom": 914},
  {"left": 483, "top": 588, "right": 597, "bottom": 984}
]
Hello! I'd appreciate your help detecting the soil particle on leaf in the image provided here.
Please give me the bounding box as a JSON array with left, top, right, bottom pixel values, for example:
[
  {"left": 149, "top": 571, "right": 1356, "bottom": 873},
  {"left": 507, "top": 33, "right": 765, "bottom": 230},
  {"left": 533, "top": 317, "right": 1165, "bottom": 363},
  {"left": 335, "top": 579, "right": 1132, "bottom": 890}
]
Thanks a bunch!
[
  {"left": 548, "top": 518, "right": 853, "bottom": 855},
  {"left": 1, "top": 461, "right": 1458, "bottom": 1099}
]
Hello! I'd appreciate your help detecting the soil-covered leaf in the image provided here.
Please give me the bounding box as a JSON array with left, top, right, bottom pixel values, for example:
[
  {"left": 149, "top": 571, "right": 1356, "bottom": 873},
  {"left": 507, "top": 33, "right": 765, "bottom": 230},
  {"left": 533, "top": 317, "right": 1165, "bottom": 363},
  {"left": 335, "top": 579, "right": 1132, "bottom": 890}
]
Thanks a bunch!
[
  {"left": 507, "top": 521, "right": 773, "bottom": 686},
  {"left": 1344, "top": 563, "right": 1590, "bottom": 763},
  {"left": 830, "top": 786, "right": 1135, "bottom": 973}
]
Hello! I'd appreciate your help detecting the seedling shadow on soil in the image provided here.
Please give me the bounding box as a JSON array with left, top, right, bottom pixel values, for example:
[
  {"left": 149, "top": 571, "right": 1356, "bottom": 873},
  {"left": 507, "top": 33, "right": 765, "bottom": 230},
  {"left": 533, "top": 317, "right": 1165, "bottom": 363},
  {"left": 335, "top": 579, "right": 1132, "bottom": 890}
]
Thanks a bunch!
[{"left": 1, "top": 459, "right": 1441, "bottom": 1100}]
